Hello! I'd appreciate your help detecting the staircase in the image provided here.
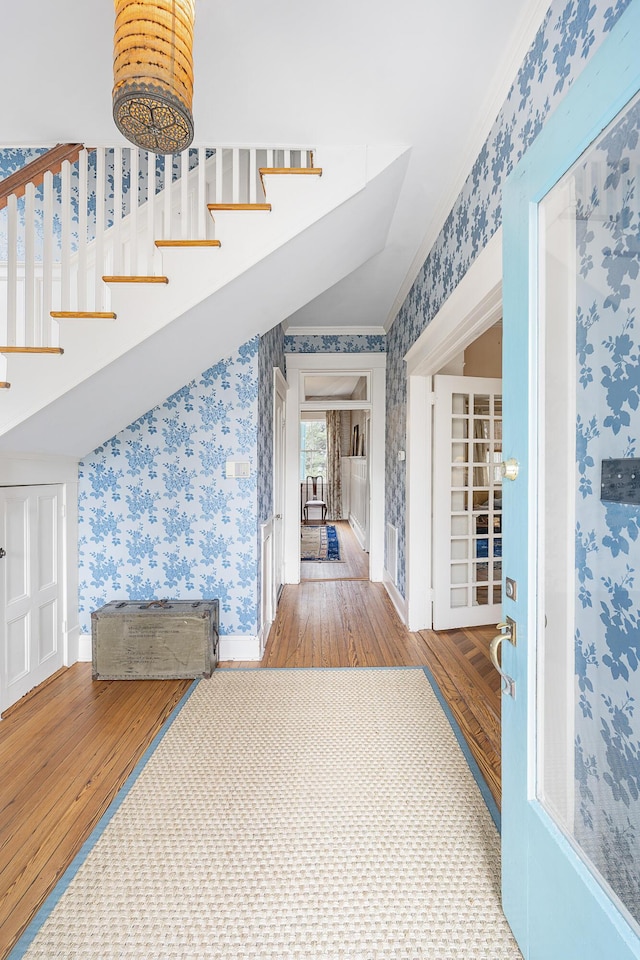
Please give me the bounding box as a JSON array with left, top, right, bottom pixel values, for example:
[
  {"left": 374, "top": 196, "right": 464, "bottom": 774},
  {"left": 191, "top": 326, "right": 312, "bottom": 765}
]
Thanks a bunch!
[{"left": 0, "top": 142, "right": 408, "bottom": 458}]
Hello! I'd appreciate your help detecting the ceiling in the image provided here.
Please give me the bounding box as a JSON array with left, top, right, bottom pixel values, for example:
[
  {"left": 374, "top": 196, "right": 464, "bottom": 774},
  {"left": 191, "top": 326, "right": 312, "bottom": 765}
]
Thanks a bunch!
[{"left": 0, "top": 0, "right": 548, "bottom": 333}]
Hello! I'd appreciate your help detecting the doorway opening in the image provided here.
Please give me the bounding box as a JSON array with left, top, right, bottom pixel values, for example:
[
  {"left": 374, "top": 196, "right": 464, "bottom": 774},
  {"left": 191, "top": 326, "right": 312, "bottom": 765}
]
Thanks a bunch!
[
  {"left": 299, "top": 407, "right": 370, "bottom": 582},
  {"left": 431, "top": 322, "right": 503, "bottom": 630},
  {"left": 284, "top": 352, "right": 386, "bottom": 587}
]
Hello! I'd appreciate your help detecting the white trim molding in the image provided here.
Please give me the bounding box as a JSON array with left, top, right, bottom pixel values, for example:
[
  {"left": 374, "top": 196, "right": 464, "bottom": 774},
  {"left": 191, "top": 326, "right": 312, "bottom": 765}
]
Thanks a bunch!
[
  {"left": 404, "top": 228, "right": 503, "bottom": 631},
  {"left": 383, "top": 570, "right": 407, "bottom": 624},
  {"left": 284, "top": 352, "right": 386, "bottom": 584},
  {"left": 78, "top": 632, "right": 262, "bottom": 664},
  {"left": 219, "top": 635, "right": 261, "bottom": 661}
]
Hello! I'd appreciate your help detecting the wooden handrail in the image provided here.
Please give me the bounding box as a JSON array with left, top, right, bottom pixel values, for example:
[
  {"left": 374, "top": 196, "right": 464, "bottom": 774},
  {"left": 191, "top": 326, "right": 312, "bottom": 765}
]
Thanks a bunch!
[{"left": 0, "top": 143, "right": 85, "bottom": 211}]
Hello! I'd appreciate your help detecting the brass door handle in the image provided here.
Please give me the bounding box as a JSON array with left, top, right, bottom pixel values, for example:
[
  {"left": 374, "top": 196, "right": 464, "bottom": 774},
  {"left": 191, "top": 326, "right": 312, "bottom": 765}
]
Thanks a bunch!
[{"left": 490, "top": 621, "right": 516, "bottom": 698}]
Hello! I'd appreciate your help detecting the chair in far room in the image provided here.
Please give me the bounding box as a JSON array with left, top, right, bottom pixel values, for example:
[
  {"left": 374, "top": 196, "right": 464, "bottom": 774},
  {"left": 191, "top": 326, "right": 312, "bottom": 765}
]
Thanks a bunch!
[{"left": 303, "top": 476, "right": 327, "bottom": 524}]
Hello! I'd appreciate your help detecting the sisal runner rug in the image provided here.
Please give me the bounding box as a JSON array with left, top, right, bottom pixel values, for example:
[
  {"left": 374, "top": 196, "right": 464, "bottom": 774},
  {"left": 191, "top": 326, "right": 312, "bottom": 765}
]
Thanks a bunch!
[{"left": 12, "top": 669, "right": 521, "bottom": 960}]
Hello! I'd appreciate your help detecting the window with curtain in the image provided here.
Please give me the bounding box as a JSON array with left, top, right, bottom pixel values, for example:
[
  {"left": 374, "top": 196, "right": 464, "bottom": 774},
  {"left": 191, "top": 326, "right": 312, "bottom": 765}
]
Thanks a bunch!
[{"left": 299, "top": 420, "right": 327, "bottom": 480}]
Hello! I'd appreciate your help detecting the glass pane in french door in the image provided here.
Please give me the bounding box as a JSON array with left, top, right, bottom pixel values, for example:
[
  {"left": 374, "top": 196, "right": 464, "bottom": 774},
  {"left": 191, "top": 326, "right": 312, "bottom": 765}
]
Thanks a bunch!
[
  {"left": 433, "top": 375, "right": 502, "bottom": 630},
  {"left": 450, "top": 390, "right": 502, "bottom": 610},
  {"left": 538, "top": 91, "right": 640, "bottom": 931}
]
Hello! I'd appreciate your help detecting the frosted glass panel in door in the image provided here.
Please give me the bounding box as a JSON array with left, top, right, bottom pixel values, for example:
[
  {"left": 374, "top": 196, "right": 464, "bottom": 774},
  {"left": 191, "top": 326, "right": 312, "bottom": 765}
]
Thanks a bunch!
[
  {"left": 432, "top": 375, "right": 503, "bottom": 630},
  {"left": 538, "top": 91, "right": 640, "bottom": 933}
]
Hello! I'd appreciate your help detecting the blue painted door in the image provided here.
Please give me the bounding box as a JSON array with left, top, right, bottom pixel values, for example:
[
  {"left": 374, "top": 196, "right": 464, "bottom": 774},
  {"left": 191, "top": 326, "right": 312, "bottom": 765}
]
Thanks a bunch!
[{"left": 502, "top": 5, "right": 640, "bottom": 957}]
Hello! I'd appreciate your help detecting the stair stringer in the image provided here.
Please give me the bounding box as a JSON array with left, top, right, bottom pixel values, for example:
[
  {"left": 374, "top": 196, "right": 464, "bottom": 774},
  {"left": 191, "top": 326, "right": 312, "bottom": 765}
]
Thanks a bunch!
[{"left": 0, "top": 145, "right": 409, "bottom": 457}]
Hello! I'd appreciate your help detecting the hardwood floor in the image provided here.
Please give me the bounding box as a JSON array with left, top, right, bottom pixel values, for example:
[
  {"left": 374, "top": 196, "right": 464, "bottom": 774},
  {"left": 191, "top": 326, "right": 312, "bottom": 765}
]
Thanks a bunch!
[
  {"left": 0, "top": 669, "right": 191, "bottom": 959},
  {"left": 416, "top": 624, "right": 501, "bottom": 808},
  {"left": 262, "top": 580, "right": 427, "bottom": 667},
  {"left": 0, "top": 574, "right": 500, "bottom": 960},
  {"left": 300, "top": 519, "right": 369, "bottom": 580}
]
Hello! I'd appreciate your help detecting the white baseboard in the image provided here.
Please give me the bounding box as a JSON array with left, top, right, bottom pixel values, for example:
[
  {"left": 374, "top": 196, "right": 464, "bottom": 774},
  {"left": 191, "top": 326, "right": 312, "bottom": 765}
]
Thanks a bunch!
[
  {"left": 257, "top": 620, "right": 271, "bottom": 658},
  {"left": 77, "top": 633, "right": 262, "bottom": 665},
  {"left": 349, "top": 514, "right": 368, "bottom": 551},
  {"left": 220, "top": 634, "right": 261, "bottom": 662},
  {"left": 383, "top": 571, "right": 407, "bottom": 625},
  {"left": 78, "top": 633, "right": 92, "bottom": 663},
  {"left": 65, "top": 624, "right": 82, "bottom": 665}
]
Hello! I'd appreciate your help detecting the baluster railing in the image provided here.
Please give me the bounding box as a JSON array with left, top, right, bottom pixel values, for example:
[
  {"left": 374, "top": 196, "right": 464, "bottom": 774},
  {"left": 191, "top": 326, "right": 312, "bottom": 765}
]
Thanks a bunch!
[{"left": 0, "top": 145, "right": 315, "bottom": 349}]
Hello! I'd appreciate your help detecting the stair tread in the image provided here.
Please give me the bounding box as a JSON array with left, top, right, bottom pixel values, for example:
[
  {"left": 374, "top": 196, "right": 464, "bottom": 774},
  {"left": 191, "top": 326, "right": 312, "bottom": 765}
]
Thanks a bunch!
[
  {"left": 207, "top": 203, "right": 271, "bottom": 211},
  {"left": 0, "top": 346, "right": 64, "bottom": 354},
  {"left": 155, "top": 240, "right": 221, "bottom": 247},
  {"left": 51, "top": 311, "right": 117, "bottom": 319},
  {"left": 102, "top": 276, "right": 169, "bottom": 283},
  {"left": 0, "top": 382, "right": 10, "bottom": 389},
  {"left": 259, "top": 167, "right": 322, "bottom": 176}
]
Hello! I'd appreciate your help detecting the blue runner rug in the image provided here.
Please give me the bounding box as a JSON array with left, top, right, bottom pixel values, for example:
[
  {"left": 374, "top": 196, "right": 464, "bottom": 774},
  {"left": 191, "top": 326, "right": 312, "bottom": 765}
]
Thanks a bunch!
[{"left": 300, "top": 524, "right": 341, "bottom": 561}]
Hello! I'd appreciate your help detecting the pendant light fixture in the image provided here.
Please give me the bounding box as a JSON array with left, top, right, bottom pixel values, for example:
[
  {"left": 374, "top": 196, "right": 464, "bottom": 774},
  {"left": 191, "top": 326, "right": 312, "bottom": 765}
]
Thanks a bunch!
[{"left": 112, "top": 0, "right": 196, "bottom": 154}]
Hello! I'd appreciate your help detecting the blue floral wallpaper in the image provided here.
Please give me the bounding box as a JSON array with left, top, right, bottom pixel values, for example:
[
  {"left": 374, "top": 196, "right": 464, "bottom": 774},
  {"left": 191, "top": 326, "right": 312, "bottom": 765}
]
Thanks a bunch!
[
  {"left": 572, "top": 95, "right": 640, "bottom": 921},
  {"left": 78, "top": 337, "right": 260, "bottom": 638},
  {"left": 386, "top": 0, "right": 633, "bottom": 598},
  {"left": 284, "top": 334, "right": 385, "bottom": 353},
  {"left": 258, "top": 324, "right": 286, "bottom": 525},
  {"left": 256, "top": 324, "right": 286, "bottom": 634}
]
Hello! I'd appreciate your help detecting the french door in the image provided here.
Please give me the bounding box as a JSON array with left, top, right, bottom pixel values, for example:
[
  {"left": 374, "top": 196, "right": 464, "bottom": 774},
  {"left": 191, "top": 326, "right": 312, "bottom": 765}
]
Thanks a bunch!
[
  {"left": 0, "top": 485, "right": 64, "bottom": 714},
  {"left": 501, "top": 5, "right": 640, "bottom": 956},
  {"left": 432, "top": 375, "right": 503, "bottom": 629}
]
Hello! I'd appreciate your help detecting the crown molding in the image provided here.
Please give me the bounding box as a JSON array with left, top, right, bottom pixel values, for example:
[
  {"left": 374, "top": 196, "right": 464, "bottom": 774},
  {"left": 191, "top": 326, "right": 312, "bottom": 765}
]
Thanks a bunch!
[{"left": 283, "top": 325, "right": 386, "bottom": 337}]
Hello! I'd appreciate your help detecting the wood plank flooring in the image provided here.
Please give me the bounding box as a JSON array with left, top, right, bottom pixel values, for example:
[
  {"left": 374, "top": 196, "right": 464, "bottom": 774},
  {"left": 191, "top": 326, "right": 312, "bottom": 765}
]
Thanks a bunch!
[
  {"left": 0, "top": 574, "right": 500, "bottom": 960},
  {"left": 300, "top": 519, "right": 369, "bottom": 580},
  {"left": 0, "top": 670, "right": 191, "bottom": 959},
  {"left": 416, "top": 624, "right": 501, "bottom": 808},
  {"left": 262, "top": 581, "right": 426, "bottom": 667}
]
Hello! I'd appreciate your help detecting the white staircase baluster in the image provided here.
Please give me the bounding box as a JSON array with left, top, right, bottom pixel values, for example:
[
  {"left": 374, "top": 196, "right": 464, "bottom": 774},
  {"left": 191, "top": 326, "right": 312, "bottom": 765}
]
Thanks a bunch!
[
  {"left": 249, "top": 150, "right": 257, "bottom": 204},
  {"left": 60, "top": 159, "right": 71, "bottom": 311},
  {"left": 146, "top": 151, "right": 157, "bottom": 273},
  {"left": 197, "top": 148, "right": 206, "bottom": 239},
  {"left": 7, "top": 194, "right": 18, "bottom": 346},
  {"left": 42, "top": 170, "right": 54, "bottom": 343},
  {"left": 163, "top": 154, "right": 172, "bottom": 240},
  {"left": 215, "top": 148, "right": 223, "bottom": 204},
  {"left": 112, "top": 147, "right": 123, "bottom": 275},
  {"left": 181, "top": 150, "right": 189, "bottom": 239},
  {"left": 77, "top": 149, "right": 88, "bottom": 311},
  {"left": 24, "top": 183, "right": 36, "bottom": 345},
  {"left": 0, "top": 143, "right": 318, "bottom": 352},
  {"left": 130, "top": 148, "right": 139, "bottom": 274},
  {"left": 95, "top": 148, "right": 106, "bottom": 311},
  {"left": 232, "top": 148, "right": 240, "bottom": 204}
]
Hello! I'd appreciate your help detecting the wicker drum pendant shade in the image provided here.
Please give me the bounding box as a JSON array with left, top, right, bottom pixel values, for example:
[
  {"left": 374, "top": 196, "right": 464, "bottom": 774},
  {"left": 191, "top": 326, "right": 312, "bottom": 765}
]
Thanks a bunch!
[{"left": 112, "top": 0, "right": 195, "bottom": 153}]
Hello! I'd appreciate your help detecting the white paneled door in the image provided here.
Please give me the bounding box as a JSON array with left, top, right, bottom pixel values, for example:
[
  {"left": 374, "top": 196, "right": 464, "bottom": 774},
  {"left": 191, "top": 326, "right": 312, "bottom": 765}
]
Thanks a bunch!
[
  {"left": 432, "top": 375, "right": 503, "bottom": 629},
  {"left": 0, "top": 485, "right": 64, "bottom": 713}
]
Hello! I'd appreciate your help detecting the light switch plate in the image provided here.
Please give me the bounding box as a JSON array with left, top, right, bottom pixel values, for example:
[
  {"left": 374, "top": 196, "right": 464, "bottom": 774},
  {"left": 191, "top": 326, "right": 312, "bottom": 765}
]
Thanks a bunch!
[{"left": 226, "top": 460, "right": 251, "bottom": 479}]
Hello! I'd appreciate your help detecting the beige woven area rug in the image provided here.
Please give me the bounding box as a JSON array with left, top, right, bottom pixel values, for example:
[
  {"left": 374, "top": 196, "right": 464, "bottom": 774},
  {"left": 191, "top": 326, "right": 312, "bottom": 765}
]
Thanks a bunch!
[{"left": 14, "top": 669, "right": 522, "bottom": 960}]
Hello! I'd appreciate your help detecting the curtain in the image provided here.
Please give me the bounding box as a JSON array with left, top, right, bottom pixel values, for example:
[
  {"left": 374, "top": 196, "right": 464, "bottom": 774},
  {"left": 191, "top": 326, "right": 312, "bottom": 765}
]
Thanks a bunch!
[{"left": 325, "top": 411, "right": 342, "bottom": 521}]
